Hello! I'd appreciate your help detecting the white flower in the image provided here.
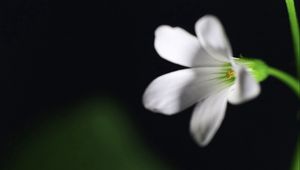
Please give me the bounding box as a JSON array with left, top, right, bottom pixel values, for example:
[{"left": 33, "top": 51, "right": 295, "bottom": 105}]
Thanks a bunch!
[{"left": 142, "top": 15, "right": 261, "bottom": 146}]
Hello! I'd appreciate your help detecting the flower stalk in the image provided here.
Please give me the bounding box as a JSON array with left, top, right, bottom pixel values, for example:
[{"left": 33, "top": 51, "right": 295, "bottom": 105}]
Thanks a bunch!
[
  {"left": 291, "top": 136, "right": 300, "bottom": 170},
  {"left": 285, "top": 0, "right": 300, "bottom": 77},
  {"left": 267, "top": 66, "right": 300, "bottom": 98},
  {"left": 285, "top": 1, "right": 300, "bottom": 170}
]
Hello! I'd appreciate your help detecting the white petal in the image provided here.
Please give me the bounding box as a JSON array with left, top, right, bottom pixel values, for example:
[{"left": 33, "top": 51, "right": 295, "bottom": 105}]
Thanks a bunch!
[
  {"left": 154, "top": 25, "right": 223, "bottom": 67},
  {"left": 190, "top": 89, "right": 229, "bottom": 146},
  {"left": 143, "top": 67, "right": 229, "bottom": 115},
  {"left": 228, "top": 65, "right": 261, "bottom": 105},
  {"left": 195, "top": 15, "right": 233, "bottom": 62}
]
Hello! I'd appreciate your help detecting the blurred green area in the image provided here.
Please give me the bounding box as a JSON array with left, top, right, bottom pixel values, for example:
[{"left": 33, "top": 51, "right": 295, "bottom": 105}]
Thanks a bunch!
[
  {"left": 5, "top": 98, "right": 171, "bottom": 170},
  {"left": 292, "top": 136, "right": 300, "bottom": 170}
]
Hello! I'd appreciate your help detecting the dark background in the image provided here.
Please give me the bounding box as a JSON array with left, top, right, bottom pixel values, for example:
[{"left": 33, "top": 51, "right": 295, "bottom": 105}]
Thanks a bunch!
[{"left": 0, "top": 0, "right": 299, "bottom": 169}]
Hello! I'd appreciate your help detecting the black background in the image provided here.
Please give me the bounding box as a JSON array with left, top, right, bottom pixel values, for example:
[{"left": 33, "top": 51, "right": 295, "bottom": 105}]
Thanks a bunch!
[{"left": 0, "top": 0, "right": 299, "bottom": 169}]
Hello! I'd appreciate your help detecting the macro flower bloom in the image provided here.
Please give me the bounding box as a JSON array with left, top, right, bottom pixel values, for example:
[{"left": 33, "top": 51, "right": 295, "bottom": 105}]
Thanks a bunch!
[{"left": 143, "top": 15, "right": 261, "bottom": 146}]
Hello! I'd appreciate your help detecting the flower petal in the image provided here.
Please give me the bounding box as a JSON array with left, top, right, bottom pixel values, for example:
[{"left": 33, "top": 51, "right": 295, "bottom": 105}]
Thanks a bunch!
[
  {"left": 195, "top": 15, "right": 233, "bottom": 62},
  {"left": 154, "top": 25, "right": 223, "bottom": 67},
  {"left": 190, "top": 89, "right": 229, "bottom": 146},
  {"left": 227, "top": 65, "right": 261, "bottom": 105},
  {"left": 143, "top": 67, "right": 229, "bottom": 115}
]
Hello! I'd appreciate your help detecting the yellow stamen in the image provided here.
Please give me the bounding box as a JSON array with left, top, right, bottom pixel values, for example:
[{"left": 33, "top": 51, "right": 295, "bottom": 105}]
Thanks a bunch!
[{"left": 226, "top": 68, "right": 235, "bottom": 80}]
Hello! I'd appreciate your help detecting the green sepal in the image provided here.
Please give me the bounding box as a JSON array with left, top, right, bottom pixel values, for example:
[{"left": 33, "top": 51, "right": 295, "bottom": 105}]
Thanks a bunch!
[{"left": 235, "top": 56, "right": 269, "bottom": 82}]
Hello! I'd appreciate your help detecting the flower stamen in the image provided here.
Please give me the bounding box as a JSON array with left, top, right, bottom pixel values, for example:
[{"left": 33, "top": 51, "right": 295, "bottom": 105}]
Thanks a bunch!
[{"left": 226, "top": 68, "right": 235, "bottom": 80}]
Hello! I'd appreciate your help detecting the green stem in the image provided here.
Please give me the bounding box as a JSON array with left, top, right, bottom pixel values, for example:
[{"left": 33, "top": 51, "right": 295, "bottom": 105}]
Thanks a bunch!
[
  {"left": 284, "top": 2, "right": 299, "bottom": 170},
  {"left": 291, "top": 133, "right": 300, "bottom": 170},
  {"left": 268, "top": 66, "right": 300, "bottom": 98},
  {"left": 285, "top": 0, "right": 300, "bottom": 77}
]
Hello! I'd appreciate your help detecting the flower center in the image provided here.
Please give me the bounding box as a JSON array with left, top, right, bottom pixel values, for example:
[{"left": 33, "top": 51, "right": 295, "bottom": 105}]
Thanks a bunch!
[{"left": 225, "top": 68, "right": 235, "bottom": 80}]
